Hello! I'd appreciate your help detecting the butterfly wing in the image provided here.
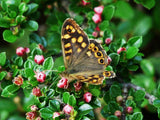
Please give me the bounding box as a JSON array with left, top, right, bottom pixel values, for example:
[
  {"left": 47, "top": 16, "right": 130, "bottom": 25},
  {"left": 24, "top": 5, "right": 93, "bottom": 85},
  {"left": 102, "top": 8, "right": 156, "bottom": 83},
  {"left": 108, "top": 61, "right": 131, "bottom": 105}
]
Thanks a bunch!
[
  {"left": 61, "top": 18, "right": 89, "bottom": 69},
  {"left": 61, "top": 19, "right": 115, "bottom": 85}
]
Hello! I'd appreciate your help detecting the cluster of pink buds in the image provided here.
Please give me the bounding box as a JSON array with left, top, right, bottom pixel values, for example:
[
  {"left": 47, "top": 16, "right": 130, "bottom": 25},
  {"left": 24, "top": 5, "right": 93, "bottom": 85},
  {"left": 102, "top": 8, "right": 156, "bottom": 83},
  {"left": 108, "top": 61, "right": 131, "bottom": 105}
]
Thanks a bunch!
[
  {"left": 16, "top": 47, "right": 30, "bottom": 56},
  {"left": 92, "top": 6, "right": 104, "bottom": 24}
]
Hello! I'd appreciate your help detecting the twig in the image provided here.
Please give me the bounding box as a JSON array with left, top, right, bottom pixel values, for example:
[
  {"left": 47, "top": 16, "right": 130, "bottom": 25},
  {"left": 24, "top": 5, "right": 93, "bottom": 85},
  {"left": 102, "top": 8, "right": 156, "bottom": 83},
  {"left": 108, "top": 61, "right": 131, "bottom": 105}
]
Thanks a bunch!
[
  {"left": 125, "top": 83, "right": 157, "bottom": 104},
  {"left": 121, "top": 84, "right": 128, "bottom": 120}
]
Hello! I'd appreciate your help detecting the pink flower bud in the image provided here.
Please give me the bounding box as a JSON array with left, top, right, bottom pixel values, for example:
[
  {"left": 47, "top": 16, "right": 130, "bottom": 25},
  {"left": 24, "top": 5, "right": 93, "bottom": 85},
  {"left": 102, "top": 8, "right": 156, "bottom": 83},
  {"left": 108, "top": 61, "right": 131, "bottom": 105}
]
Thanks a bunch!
[
  {"left": 31, "top": 105, "right": 38, "bottom": 111},
  {"left": 126, "top": 106, "right": 133, "bottom": 114},
  {"left": 32, "top": 87, "right": 42, "bottom": 97},
  {"left": 83, "top": 92, "right": 92, "bottom": 103},
  {"left": 114, "top": 110, "right": 122, "bottom": 118},
  {"left": 26, "top": 112, "right": 37, "bottom": 120},
  {"left": 5, "top": 72, "right": 12, "bottom": 80},
  {"left": 35, "top": 116, "right": 41, "bottom": 120},
  {"left": 116, "top": 96, "right": 123, "bottom": 103},
  {"left": 53, "top": 112, "right": 60, "bottom": 119},
  {"left": 117, "top": 47, "right": 126, "bottom": 54},
  {"left": 16, "top": 47, "right": 25, "bottom": 56},
  {"left": 25, "top": 47, "right": 30, "bottom": 53},
  {"left": 105, "top": 38, "right": 112, "bottom": 45},
  {"left": 92, "top": 31, "right": 98, "bottom": 37},
  {"left": 107, "top": 56, "right": 112, "bottom": 65},
  {"left": 82, "top": 0, "right": 90, "bottom": 6},
  {"left": 13, "top": 75, "right": 23, "bottom": 86},
  {"left": 94, "top": 6, "right": 104, "bottom": 15},
  {"left": 35, "top": 72, "right": 46, "bottom": 83},
  {"left": 57, "top": 77, "right": 68, "bottom": 89},
  {"left": 95, "top": 26, "right": 100, "bottom": 31},
  {"left": 74, "top": 82, "right": 82, "bottom": 91},
  {"left": 34, "top": 55, "right": 44, "bottom": 65},
  {"left": 92, "top": 14, "right": 102, "bottom": 24},
  {"left": 63, "top": 104, "right": 73, "bottom": 114},
  {"left": 38, "top": 44, "right": 45, "bottom": 51}
]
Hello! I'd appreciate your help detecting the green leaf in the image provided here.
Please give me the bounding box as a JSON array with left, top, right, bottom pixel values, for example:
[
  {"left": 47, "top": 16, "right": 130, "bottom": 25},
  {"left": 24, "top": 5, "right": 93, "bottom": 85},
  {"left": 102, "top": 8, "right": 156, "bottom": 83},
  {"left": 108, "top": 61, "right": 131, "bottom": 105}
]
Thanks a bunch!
[
  {"left": 49, "top": 100, "right": 60, "bottom": 112},
  {"left": 16, "top": 15, "right": 26, "bottom": 24},
  {"left": 114, "top": 1, "right": 134, "bottom": 19},
  {"left": 69, "top": 95, "right": 76, "bottom": 107},
  {"left": 0, "top": 71, "right": 7, "bottom": 80},
  {"left": 133, "top": 16, "right": 152, "bottom": 36},
  {"left": 39, "top": 107, "right": 53, "bottom": 119},
  {"left": 1, "top": 84, "right": 20, "bottom": 97},
  {"left": 5, "top": 0, "right": 21, "bottom": 6},
  {"left": 43, "top": 57, "right": 54, "bottom": 70},
  {"left": 19, "top": 2, "right": 28, "bottom": 14},
  {"left": 63, "top": 92, "right": 70, "bottom": 104},
  {"left": 26, "top": 3, "right": 38, "bottom": 14},
  {"left": 127, "top": 36, "right": 143, "bottom": 48},
  {"left": 109, "top": 53, "right": 120, "bottom": 66},
  {"left": 128, "top": 65, "right": 139, "bottom": 71},
  {"left": 134, "top": 0, "right": 155, "bottom": 9},
  {"left": 158, "top": 84, "right": 160, "bottom": 96},
  {"left": 31, "top": 48, "right": 42, "bottom": 56},
  {"left": 103, "top": 5, "right": 115, "bottom": 20},
  {"left": 110, "top": 85, "right": 121, "bottom": 98},
  {"left": 126, "top": 47, "right": 139, "bottom": 59},
  {"left": 89, "top": 89, "right": 100, "bottom": 97},
  {"left": 106, "top": 101, "right": 121, "bottom": 114},
  {"left": 25, "top": 68, "right": 35, "bottom": 77},
  {"left": 15, "top": 57, "right": 23, "bottom": 67},
  {"left": 0, "top": 18, "right": 10, "bottom": 28},
  {"left": 3, "top": 30, "right": 17, "bottom": 43},
  {"left": 79, "top": 104, "right": 93, "bottom": 116},
  {"left": 134, "top": 90, "right": 145, "bottom": 101},
  {"left": 1, "top": 1, "right": 8, "bottom": 11},
  {"left": 140, "top": 59, "right": 154, "bottom": 76},
  {"left": 0, "top": 52, "right": 6, "bottom": 66},
  {"left": 24, "top": 59, "right": 34, "bottom": 69},
  {"left": 108, "top": 115, "right": 119, "bottom": 120},
  {"left": 99, "top": 20, "right": 109, "bottom": 30},
  {"left": 131, "top": 112, "right": 143, "bottom": 120},
  {"left": 25, "top": 20, "right": 38, "bottom": 31},
  {"left": 153, "top": 99, "right": 160, "bottom": 108},
  {"left": 103, "top": 91, "right": 110, "bottom": 103},
  {"left": 103, "top": 29, "right": 113, "bottom": 41}
]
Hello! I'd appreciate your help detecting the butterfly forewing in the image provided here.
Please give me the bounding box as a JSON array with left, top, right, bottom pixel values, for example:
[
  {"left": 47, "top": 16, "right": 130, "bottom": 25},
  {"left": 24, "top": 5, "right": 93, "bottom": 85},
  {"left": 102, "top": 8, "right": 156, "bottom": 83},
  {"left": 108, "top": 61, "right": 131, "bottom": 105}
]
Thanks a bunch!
[{"left": 61, "top": 18, "right": 89, "bottom": 68}]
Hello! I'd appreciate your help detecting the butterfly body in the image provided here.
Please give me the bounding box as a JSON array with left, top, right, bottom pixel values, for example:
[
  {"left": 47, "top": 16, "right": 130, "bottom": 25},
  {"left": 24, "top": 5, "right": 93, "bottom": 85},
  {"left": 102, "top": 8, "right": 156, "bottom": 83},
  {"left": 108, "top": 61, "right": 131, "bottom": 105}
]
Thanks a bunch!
[{"left": 60, "top": 18, "right": 115, "bottom": 85}]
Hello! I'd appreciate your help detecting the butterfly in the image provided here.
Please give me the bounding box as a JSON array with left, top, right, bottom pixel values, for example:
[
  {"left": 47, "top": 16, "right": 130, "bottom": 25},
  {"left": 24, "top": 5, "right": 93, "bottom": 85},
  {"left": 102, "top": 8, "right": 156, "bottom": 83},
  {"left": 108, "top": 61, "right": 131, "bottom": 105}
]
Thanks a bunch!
[{"left": 59, "top": 18, "right": 115, "bottom": 85}]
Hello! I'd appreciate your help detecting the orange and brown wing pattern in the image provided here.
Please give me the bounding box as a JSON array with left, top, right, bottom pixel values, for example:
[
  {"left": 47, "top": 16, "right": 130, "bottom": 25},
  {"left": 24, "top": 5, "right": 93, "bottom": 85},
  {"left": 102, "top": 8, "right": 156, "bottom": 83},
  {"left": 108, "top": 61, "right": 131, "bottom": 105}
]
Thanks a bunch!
[{"left": 61, "top": 18, "right": 89, "bottom": 68}]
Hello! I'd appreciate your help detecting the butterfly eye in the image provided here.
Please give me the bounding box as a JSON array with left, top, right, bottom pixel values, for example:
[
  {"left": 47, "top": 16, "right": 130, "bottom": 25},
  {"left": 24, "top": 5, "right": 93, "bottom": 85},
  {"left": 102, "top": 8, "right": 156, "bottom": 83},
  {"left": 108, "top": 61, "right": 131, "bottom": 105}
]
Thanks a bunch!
[
  {"left": 98, "top": 58, "right": 104, "bottom": 64},
  {"left": 92, "top": 46, "right": 99, "bottom": 52},
  {"left": 67, "top": 29, "right": 71, "bottom": 33}
]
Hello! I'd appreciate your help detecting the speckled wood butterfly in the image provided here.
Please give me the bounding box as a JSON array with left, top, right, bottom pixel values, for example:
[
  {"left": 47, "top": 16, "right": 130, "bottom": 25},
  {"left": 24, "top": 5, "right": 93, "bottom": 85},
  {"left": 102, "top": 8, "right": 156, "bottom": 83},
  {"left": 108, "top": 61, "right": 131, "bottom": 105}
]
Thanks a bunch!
[{"left": 60, "top": 18, "right": 115, "bottom": 85}]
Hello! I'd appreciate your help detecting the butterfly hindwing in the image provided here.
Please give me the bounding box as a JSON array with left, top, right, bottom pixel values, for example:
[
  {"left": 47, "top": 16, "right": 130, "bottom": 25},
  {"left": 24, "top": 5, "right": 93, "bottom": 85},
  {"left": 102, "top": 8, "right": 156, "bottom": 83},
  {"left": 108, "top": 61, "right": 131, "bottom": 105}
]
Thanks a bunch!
[{"left": 61, "top": 18, "right": 89, "bottom": 68}]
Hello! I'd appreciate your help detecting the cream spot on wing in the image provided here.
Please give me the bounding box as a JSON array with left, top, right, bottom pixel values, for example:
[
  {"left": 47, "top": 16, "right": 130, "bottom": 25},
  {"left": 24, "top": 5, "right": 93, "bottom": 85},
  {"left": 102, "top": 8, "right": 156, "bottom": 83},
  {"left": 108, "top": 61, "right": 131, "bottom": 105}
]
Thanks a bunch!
[
  {"left": 86, "top": 51, "right": 92, "bottom": 57},
  {"left": 77, "top": 29, "right": 81, "bottom": 34},
  {"left": 63, "top": 34, "right": 71, "bottom": 39},
  {"left": 65, "top": 49, "right": 72, "bottom": 54},
  {"left": 81, "top": 42, "right": 87, "bottom": 48},
  {"left": 65, "top": 43, "right": 71, "bottom": 48},
  {"left": 71, "top": 38, "right": 76, "bottom": 43},
  {"left": 77, "top": 36, "right": 83, "bottom": 43},
  {"left": 77, "top": 48, "right": 82, "bottom": 53}
]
